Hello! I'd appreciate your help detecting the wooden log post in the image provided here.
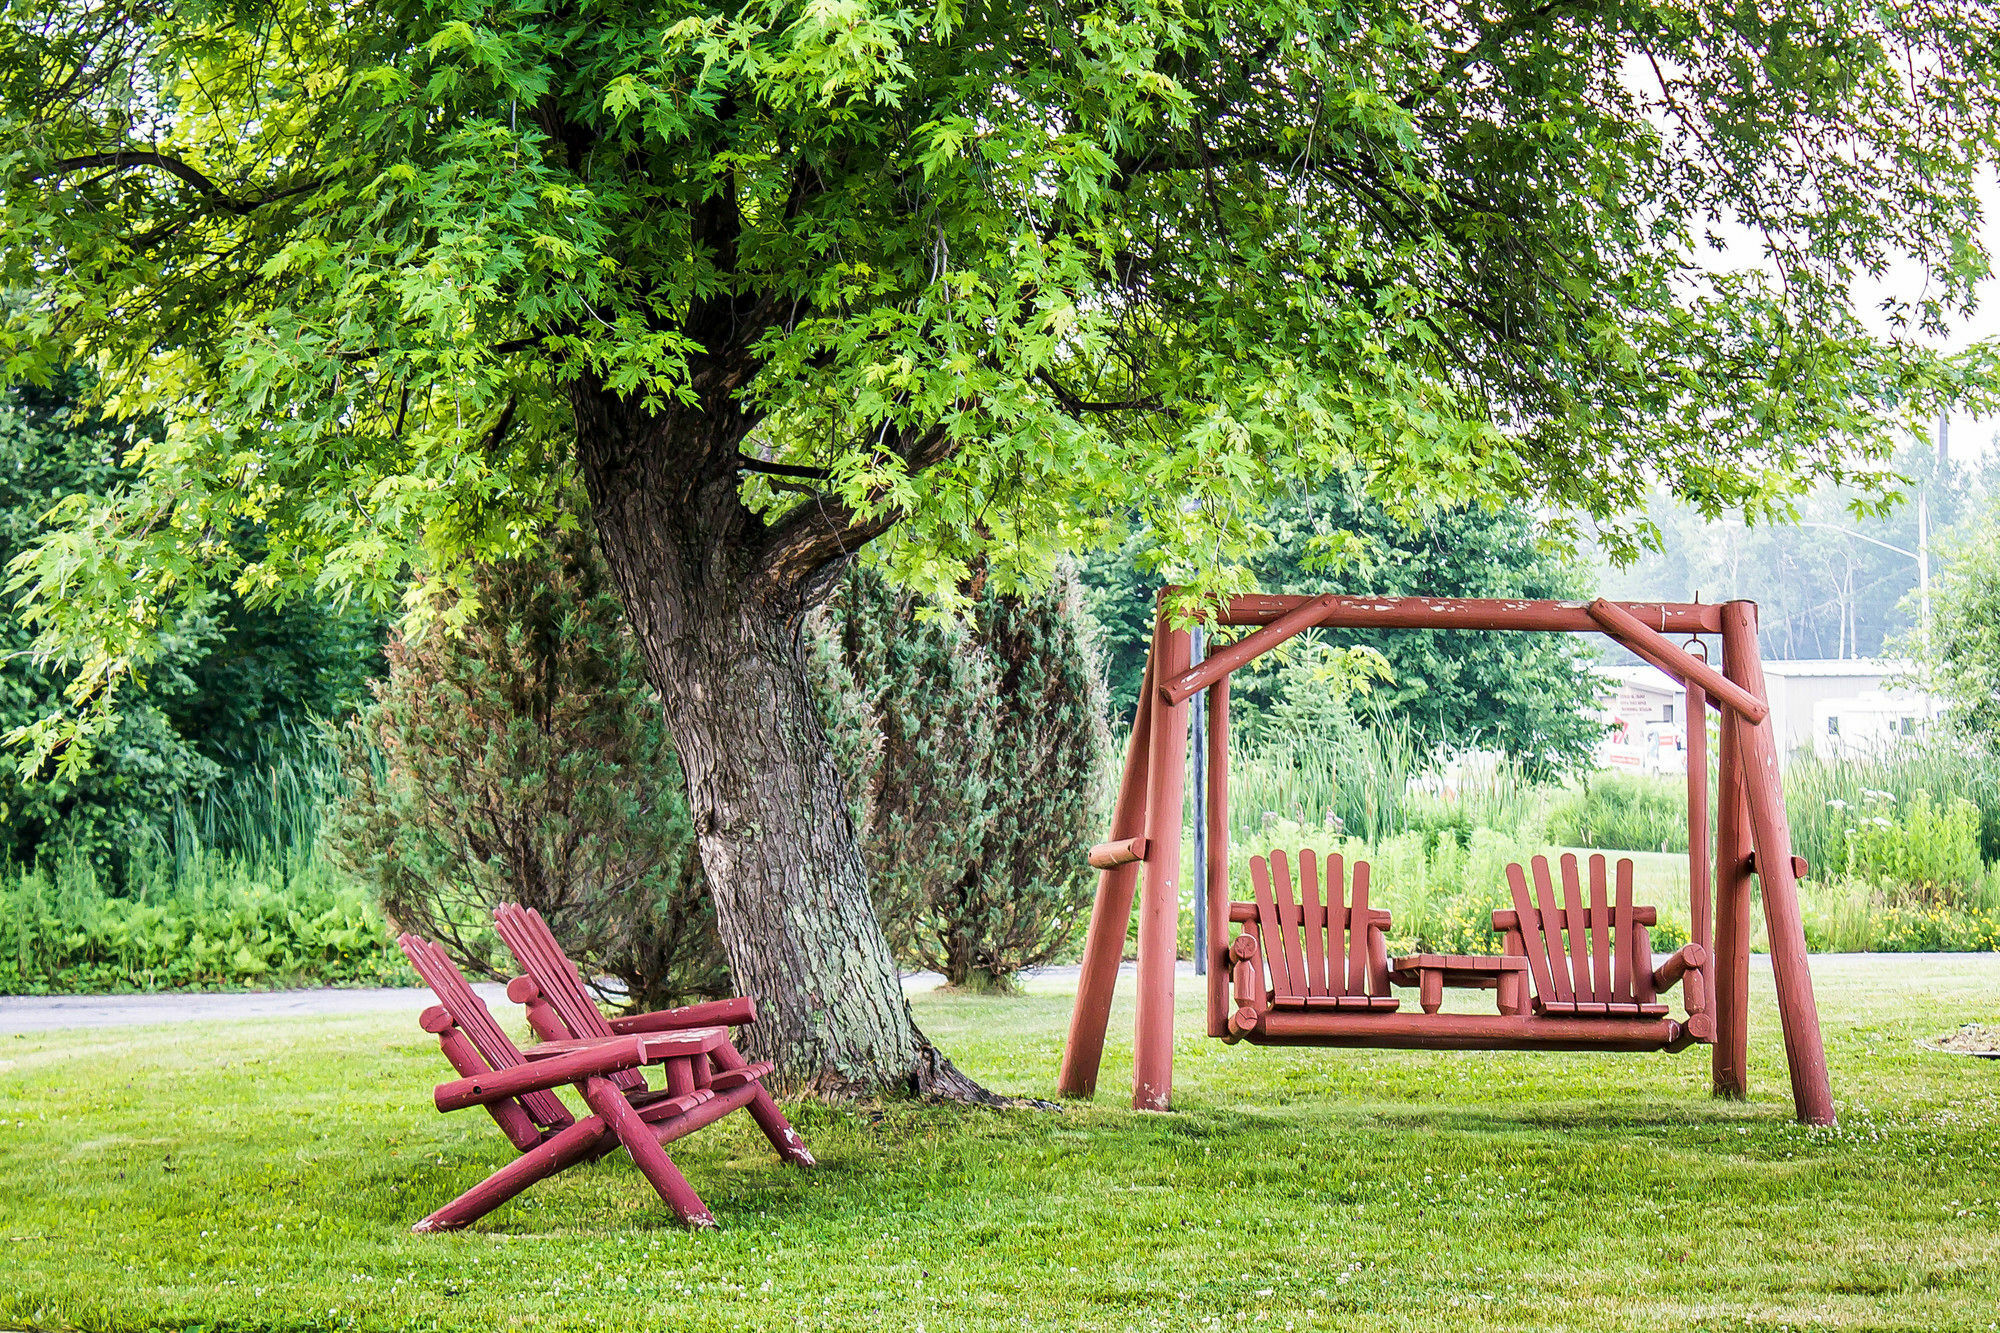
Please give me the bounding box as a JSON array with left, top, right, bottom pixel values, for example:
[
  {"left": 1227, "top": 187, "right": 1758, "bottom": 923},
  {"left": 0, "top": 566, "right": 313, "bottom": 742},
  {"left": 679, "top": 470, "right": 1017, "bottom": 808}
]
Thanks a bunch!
[
  {"left": 1713, "top": 705, "right": 1754, "bottom": 1099},
  {"left": 1134, "top": 613, "right": 1194, "bottom": 1111},
  {"left": 1205, "top": 678, "right": 1232, "bottom": 1038},
  {"left": 1719, "top": 601, "right": 1837, "bottom": 1126},
  {"left": 1686, "top": 677, "right": 1712, "bottom": 1022},
  {"left": 1057, "top": 641, "right": 1159, "bottom": 1098}
]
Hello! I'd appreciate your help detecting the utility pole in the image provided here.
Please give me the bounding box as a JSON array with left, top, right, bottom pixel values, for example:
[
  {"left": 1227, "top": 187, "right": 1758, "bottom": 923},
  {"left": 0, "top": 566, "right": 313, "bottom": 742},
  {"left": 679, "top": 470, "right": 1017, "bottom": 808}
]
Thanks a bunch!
[
  {"left": 1920, "top": 410, "right": 1946, "bottom": 645},
  {"left": 1918, "top": 487, "right": 1932, "bottom": 644}
]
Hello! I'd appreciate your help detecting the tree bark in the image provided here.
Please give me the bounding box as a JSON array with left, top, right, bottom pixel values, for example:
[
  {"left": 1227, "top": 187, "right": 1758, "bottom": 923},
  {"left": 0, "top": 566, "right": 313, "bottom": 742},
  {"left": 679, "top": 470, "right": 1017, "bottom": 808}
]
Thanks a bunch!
[{"left": 570, "top": 377, "right": 991, "bottom": 1101}]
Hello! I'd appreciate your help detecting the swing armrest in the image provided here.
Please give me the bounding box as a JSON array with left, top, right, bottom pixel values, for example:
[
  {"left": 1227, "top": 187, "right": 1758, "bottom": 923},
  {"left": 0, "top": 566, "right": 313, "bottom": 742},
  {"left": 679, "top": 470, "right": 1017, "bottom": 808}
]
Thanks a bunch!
[
  {"left": 1651, "top": 943, "right": 1709, "bottom": 994},
  {"left": 1227, "top": 932, "right": 1265, "bottom": 1035}
]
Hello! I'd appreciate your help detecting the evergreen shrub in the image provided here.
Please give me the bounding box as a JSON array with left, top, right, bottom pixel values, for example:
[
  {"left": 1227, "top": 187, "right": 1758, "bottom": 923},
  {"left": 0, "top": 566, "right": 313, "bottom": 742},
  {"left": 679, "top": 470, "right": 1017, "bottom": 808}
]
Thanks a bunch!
[
  {"left": 328, "top": 526, "right": 727, "bottom": 1010},
  {"left": 820, "top": 566, "right": 1113, "bottom": 990}
]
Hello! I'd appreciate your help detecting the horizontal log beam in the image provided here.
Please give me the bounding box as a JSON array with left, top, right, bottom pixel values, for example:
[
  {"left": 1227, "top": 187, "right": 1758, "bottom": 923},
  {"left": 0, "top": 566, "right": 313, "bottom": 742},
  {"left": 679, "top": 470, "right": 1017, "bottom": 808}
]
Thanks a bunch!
[
  {"left": 1217, "top": 595, "right": 1725, "bottom": 634},
  {"left": 519, "top": 1029, "right": 721, "bottom": 1061},
  {"left": 1246, "top": 1010, "right": 1685, "bottom": 1051},
  {"left": 609, "top": 997, "right": 756, "bottom": 1033},
  {"left": 1587, "top": 599, "right": 1769, "bottom": 724},
  {"left": 1492, "top": 905, "right": 1658, "bottom": 931},
  {"left": 1227, "top": 901, "right": 1392, "bottom": 928},
  {"left": 1086, "top": 836, "right": 1148, "bottom": 869}
]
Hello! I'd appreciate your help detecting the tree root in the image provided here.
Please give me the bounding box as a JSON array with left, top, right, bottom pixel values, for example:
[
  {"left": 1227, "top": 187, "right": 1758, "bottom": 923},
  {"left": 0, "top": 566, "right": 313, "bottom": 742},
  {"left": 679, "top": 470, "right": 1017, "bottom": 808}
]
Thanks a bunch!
[{"left": 794, "top": 1038, "right": 1059, "bottom": 1110}]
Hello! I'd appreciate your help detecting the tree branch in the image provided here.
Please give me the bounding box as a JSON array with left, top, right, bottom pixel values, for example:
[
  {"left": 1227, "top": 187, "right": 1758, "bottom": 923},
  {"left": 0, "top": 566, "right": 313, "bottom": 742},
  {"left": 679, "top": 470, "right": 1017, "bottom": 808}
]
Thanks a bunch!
[
  {"left": 31, "top": 150, "right": 316, "bottom": 215},
  {"left": 736, "top": 455, "right": 832, "bottom": 481},
  {"left": 1034, "top": 368, "right": 1170, "bottom": 416},
  {"left": 755, "top": 424, "right": 955, "bottom": 597}
]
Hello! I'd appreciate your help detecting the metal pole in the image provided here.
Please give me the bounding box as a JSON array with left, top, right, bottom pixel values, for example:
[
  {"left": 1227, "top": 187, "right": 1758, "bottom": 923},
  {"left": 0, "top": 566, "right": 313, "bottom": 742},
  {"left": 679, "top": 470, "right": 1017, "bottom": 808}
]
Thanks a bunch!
[{"left": 1191, "top": 627, "right": 1207, "bottom": 976}]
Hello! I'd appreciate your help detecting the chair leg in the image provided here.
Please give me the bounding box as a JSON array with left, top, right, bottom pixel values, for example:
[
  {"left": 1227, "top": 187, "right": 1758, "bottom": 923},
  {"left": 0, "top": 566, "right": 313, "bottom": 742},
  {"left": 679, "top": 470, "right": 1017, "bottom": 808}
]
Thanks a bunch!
[
  {"left": 578, "top": 1076, "right": 717, "bottom": 1228},
  {"left": 414, "top": 1115, "right": 612, "bottom": 1233},
  {"left": 710, "top": 1038, "right": 815, "bottom": 1167}
]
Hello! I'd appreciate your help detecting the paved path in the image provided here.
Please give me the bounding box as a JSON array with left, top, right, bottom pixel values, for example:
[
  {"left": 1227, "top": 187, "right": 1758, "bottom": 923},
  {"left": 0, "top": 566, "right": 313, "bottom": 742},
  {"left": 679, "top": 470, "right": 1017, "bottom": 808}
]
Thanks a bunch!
[
  {"left": 0, "top": 962, "right": 1210, "bottom": 1034},
  {"left": 19, "top": 955, "right": 1944, "bottom": 1037},
  {"left": 0, "top": 984, "right": 513, "bottom": 1033}
]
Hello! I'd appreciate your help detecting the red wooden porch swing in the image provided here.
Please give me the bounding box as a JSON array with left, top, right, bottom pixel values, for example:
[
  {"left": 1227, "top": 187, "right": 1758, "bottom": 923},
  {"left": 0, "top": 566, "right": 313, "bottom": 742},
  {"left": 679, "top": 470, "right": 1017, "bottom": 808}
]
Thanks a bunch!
[{"left": 1056, "top": 594, "right": 1837, "bottom": 1126}]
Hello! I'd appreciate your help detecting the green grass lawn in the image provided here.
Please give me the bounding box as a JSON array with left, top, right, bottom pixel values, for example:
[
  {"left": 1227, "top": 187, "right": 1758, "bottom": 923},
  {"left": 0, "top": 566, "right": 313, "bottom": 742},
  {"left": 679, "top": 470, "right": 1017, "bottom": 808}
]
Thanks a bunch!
[{"left": 3, "top": 957, "right": 1997, "bottom": 1333}]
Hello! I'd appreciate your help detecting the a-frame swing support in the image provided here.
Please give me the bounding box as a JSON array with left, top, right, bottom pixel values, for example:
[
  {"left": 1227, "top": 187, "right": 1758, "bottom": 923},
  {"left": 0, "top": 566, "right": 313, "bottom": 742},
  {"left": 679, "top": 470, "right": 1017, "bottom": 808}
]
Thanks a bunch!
[{"left": 1055, "top": 594, "right": 1836, "bottom": 1126}]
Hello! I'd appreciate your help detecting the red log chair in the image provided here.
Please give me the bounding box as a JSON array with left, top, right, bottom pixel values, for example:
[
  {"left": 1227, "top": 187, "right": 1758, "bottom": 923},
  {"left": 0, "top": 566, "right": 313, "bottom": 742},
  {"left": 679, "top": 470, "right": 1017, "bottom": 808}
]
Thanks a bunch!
[
  {"left": 490, "top": 904, "right": 815, "bottom": 1169},
  {"left": 1225, "top": 849, "right": 1400, "bottom": 1040},
  {"left": 1498, "top": 854, "right": 1714, "bottom": 1044},
  {"left": 398, "top": 933, "right": 804, "bottom": 1232}
]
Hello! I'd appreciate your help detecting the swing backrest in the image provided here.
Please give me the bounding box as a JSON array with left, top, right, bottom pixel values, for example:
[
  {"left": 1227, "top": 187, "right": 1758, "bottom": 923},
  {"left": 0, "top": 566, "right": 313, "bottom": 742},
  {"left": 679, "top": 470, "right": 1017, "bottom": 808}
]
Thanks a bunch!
[
  {"left": 1495, "top": 853, "right": 1667, "bottom": 1016},
  {"left": 1240, "top": 849, "right": 1395, "bottom": 1009}
]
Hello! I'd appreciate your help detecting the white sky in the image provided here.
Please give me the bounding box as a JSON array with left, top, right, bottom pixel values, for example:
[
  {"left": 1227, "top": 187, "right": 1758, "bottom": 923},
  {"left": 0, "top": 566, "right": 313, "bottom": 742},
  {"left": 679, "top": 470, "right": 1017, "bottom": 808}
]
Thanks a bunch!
[{"left": 1845, "top": 172, "right": 1999, "bottom": 463}]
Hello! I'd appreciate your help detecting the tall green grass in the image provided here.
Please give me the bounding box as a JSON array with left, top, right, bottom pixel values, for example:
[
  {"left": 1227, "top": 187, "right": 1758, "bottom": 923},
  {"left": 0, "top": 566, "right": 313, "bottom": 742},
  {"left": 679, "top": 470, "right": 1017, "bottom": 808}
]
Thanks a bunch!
[
  {"left": 1209, "top": 724, "right": 2000, "bottom": 955},
  {"left": 165, "top": 724, "right": 345, "bottom": 876},
  {"left": 1544, "top": 772, "right": 1691, "bottom": 854},
  {"left": 1225, "top": 713, "right": 1543, "bottom": 847},
  {"left": 1783, "top": 741, "right": 2000, "bottom": 876},
  {"left": 0, "top": 735, "right": 409, "bottom": 994}
]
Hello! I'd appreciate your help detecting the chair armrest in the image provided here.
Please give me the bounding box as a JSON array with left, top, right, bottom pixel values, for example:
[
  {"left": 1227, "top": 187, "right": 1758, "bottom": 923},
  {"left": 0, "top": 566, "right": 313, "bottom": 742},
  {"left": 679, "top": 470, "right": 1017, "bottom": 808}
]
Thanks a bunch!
[
  {"left": 608, "top": 996, "right": 756, "bottom": 1033},
  {"left": 520, "top": 1028, "right": 724, "bottom": 1062},
  {"left": 434, "top": 1031, "right": 721, "bottom": 1113},
  {"left": 435, "top": 1037, "right": 657, "bottom": 1113},
  {"left": 1651, "top": 943, "right": 1709, "bottom": 995}
]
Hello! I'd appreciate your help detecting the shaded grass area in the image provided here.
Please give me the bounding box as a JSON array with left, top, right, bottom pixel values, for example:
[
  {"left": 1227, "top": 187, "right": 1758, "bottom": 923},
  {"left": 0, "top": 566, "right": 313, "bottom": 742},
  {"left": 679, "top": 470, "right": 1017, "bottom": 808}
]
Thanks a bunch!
[{"left": 2, "top": 958, "right": 1998, "bottom": 1332}]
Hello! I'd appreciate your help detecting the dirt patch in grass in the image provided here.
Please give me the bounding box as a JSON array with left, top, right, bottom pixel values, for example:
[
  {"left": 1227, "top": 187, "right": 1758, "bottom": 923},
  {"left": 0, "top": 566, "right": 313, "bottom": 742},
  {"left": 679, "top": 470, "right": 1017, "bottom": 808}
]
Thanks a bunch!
[{"left": 1921, "top": 1024, "right": 2000, "bottom": 1056}]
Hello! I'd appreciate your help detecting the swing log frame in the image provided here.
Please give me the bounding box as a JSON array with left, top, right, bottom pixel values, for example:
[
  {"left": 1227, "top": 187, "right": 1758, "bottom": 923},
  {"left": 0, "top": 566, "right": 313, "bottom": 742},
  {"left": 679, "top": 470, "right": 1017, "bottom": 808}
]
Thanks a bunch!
[{"left": 1055, "top": 594, "right": 1836, "bottom": 1126}]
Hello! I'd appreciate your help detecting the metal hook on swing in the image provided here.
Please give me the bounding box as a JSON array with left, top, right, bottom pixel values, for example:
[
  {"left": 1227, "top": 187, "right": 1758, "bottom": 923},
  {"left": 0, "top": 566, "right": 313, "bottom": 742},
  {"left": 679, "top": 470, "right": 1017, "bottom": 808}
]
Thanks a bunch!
[{"left": 1681, "top": 590, "right": 1708, "bottom": 663}]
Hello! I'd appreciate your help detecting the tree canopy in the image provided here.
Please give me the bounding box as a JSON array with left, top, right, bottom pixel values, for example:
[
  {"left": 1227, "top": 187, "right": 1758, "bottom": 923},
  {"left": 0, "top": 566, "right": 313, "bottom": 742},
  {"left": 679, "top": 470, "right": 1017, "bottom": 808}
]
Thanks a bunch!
[
  {"left": 1603, "top": 437, "right": 1986, "bottom": 661},
  {"left": 4, "top": 0, "right": 1996, "bottom": 753},
  {"left": 1916, "top": 505, "right": 2000, "bottom": 745}
]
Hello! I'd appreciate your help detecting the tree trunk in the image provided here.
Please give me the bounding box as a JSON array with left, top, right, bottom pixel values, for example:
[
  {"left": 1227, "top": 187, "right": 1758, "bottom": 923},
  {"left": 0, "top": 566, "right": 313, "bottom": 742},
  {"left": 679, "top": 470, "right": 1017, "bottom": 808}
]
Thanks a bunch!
[{"left": 571, "top": 379, "right": 991, "bottom": 1101}]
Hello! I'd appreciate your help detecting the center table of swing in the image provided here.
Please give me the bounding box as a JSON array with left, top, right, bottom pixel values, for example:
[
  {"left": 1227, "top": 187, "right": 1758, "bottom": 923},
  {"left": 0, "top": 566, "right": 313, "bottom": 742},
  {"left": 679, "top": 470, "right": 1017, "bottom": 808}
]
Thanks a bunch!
[{"left": 1388, "top": 954, "right": 1530, "bottom": 1016}]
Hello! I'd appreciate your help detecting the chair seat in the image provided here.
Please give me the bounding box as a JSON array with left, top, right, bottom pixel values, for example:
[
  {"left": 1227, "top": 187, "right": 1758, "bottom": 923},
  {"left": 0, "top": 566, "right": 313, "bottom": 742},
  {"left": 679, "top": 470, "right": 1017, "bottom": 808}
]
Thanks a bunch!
[
  {"left": 1270, "top": 994, "right": 1401, "bottom": 1012},
  {"left": 1536, "top": 999, "right": 1669, "bottom": 1018}
]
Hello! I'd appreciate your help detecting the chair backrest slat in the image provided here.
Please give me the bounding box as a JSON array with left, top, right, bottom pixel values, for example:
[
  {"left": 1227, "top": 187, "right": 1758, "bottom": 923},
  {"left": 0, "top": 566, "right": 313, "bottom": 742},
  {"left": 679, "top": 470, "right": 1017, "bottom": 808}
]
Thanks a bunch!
[
  {"left": 1613, "top": 856, "right": 1636, "bottom": 1002},
  {"left": 1587, "top": 854, "right": 1613, "bottom": 1002},
  {"left": 492, "top": 906, "right": 646, "bottom": 1093},
  {"left": 397, "top": 934, "right": 572, "bottom": 1130},
  {"left": 1529, "top": 856, "right": 1575, "bottom": 1003},
  {"left": 1505, "top": 860, "right": 1561, "bottom": 1005},
  {"left": 1558, "top": 854, "right": 1591, "bottom": 1000},
  {"left": 1248, "top": 854, "right": 1296, "bottom": 1002},
  {"left": 1269, "top": 851, "right": 1309, "bottom": 1005},
  {"left": 1326, "top": 852, "right": 1349, "bottom": 981},
  {"left": 1346, "top": 860, "right": 1372, "bottom": 996},
  {"left": 1625, "top": 858, "right": 1656, "bottom": 1004},
  {"left": 1297, "top": 849, "right": 1329, "bottom": 998}
]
